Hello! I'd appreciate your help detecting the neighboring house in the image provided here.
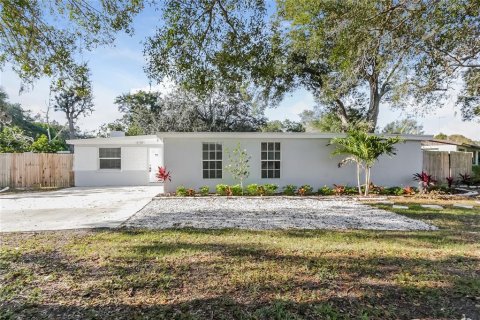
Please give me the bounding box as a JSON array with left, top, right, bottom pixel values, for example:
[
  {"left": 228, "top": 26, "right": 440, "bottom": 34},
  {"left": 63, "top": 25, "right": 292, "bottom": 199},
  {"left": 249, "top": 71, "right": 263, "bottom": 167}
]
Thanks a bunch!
[
  {"left": 422, "top": 139, "right": 480, "bottom": 166},
  {"left": 67, "top": 132, "right": 432, "bottom": 191}
]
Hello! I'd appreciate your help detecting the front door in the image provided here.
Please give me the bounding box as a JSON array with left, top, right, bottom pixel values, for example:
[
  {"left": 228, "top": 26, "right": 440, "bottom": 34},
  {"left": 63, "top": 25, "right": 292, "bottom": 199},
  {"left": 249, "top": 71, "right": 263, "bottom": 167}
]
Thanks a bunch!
[{"left": 149, "top": 147, "right": 163, "bottom": 182}]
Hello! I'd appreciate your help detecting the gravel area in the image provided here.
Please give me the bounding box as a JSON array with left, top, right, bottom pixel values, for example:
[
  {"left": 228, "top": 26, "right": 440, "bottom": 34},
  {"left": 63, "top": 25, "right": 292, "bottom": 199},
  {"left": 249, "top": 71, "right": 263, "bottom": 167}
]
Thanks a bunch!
[{"left": 123, "top": 197, "right": 437, "bottom": 231}]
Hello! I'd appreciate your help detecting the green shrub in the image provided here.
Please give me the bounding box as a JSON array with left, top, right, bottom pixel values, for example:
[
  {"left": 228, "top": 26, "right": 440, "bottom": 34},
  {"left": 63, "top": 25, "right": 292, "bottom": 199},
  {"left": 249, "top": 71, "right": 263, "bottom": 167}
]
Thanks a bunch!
[
  {"left": 199, "top": 185, "right": 209, "bottom": 196},
  {"left": 230, "top": 184, "right": 243, "bottom": 196},
  {"left": 298, "top": 184, "right": 313, "bottom": 196},
  {"left": 473, "top": 165, "right": 480, "bottom": 184},
  {"left": 246, "top": 184, "right": 259, "bottom": 196},
  {"left": 283, "top": 184, "right": 297, "bottom": 196},
  {"left": 263, "top": 183, "right": 278, "bottom": 195},
  {"left": 176, "top": 185, "right": 187, "bottom": 196},
  {"left": 344, "top": 186, "right": 358, "bottom": 195},
  {"left": 382, "top": 186, "right": 404, "bottom": 196},
  {"left": 318, "top": 185, "right": 334, "bottom": 196},
  {"left": 216, "top": 184, "right": 229, "bottom": 196}
]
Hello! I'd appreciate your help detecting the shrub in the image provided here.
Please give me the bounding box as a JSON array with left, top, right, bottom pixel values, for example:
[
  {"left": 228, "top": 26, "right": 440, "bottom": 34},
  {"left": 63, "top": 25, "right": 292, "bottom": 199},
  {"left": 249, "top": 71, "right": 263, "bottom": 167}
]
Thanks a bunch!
[
  {"left": 344, "top": 186, "right": 358, "bottom": 195},
  {"left": 186, "top": 188, "right": 195, "bottom": 196},
  {"left": 176, "top": 185, "right": 187, "bottom": 196},
  {"left": 283, "top": 184, "right": 297, "bottom": 196},
  {"left": 413, "top": 171, "right": 436, "bottom": 192},
  {"left": 382, "top": 186, "right": 403, "bottom": 195},
  {"left": 230, "top": 184, "right": 243, "bottom": 196},
  {"left": 199, "top": 185, "right": 210, "bottom": 196},
  {"left": 246, "top": 184, "right": 259, "bottom": 196},
  {"left": 446, "top": 176, "right": 454, "bottom": 188},
  {"left": 298, "top": 184, "right": 313, "bottom": 196},
  {"left": 333, "top": 184, "right": 345, "bottom": 195},
  {"left": 216, "top": 184, "right": 229, "bottom": 196},
  {"left": 459, "top": 173, "right": 471, "bottom": 186},
  {"left": 403, "top": 186, "right": 416, "bottom": 195},
  {"left": 263, "top": 183, "right": 278, "bottom": 195},
  {"left": 318, "top": 185, "right": 334, "bottom": 196}
]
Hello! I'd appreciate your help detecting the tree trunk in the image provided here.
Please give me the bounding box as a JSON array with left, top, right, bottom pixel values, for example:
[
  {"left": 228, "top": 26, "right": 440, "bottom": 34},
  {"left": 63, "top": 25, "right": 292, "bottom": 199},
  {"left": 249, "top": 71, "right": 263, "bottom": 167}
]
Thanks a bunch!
[
  {"left": 356, "top": 163, "right": 362, "bottom": 195},
  {"left": 364, "top": 167, "right": 371, "bottom": 196},
  {"left": 366, "top": 77, "right": 380, "bottom": 132},
  {"left": 67, "top": 116, "right": 75, "bottom": 152}
]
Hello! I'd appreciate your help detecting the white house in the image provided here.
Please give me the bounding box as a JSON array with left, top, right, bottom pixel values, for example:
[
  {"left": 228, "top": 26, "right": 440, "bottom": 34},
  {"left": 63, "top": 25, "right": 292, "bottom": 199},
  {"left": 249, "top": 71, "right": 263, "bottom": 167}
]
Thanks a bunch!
[{"left": 67, "top": 132, "right": 431, "bottom": 192}]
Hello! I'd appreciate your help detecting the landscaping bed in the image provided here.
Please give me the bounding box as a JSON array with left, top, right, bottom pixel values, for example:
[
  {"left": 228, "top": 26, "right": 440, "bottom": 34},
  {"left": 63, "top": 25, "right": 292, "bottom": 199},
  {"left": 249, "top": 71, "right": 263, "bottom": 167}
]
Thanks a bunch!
[{"left": 123, "top": 197, "right": 436, "bottom": 231}]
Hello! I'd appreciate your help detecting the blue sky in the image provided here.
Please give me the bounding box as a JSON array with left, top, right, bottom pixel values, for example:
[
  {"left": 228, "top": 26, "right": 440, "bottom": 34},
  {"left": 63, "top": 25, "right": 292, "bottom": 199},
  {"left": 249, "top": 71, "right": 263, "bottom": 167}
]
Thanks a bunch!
[{"left": 0, "top": 7, "right": 478, "bottom": 139}]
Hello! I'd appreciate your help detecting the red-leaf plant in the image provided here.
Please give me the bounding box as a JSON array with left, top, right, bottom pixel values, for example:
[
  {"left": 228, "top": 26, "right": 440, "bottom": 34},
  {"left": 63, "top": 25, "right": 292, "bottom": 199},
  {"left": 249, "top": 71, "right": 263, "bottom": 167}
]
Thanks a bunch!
[
  {"left": 458, "top": 173, "right": 471, "bottom": 186},
  {"left": 446, "top": 176, "right": 454, "bottom": 189},
  {"left": 156, "top": 166, "right": 172, "bottom": 182},
  {"left": 413, "top": 171, "right": 436, "bottom": 192},
  {"left": 156, "top": 166, "right": 172, "bottom": 194}
]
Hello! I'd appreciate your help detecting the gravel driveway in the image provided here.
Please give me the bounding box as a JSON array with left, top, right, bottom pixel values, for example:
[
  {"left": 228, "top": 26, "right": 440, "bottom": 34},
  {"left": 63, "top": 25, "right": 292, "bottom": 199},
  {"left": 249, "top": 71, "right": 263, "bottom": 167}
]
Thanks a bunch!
[{"left": 124, "top": 197, "right": 436, "bottom": 231}]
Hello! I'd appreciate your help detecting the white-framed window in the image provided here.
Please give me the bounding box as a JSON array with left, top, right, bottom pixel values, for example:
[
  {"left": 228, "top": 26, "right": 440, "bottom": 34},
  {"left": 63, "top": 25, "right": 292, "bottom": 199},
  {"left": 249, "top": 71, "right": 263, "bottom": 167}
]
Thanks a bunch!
[
  {"left": 202, "top": 143, "right": 222, "bottom": 179},
  {"left": 99, "top": 147, "right": 121, "bottom": 169},
  {"left": 261, "top": 142, "right": 280, "bottom": 178}
]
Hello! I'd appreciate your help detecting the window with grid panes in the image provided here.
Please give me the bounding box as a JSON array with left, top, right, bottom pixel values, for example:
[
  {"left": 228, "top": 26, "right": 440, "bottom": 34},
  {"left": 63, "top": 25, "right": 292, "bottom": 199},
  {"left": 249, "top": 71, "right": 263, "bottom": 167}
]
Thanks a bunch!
[
  {"left": 202, "top": 143, "right": 222, "bottom": 179},
  {"left": 261, "top": 142, "right": 280, "bottom": 178},
  {"left": 99, "top": 148, "right": 121, "bottom": 169}
]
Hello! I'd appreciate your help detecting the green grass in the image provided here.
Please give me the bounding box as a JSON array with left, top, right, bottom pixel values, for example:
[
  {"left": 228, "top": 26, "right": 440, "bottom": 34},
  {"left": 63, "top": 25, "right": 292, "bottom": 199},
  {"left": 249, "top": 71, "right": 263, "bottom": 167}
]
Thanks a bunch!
[{"left": 1, "top": 203, "right": 479, "bottom": 319}]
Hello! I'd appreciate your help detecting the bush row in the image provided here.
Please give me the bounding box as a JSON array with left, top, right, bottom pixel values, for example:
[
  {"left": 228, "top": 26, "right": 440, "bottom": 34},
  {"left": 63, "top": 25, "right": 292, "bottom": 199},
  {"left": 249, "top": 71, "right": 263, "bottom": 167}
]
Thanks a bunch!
[{"left": 175, "top": 184, "right": 419, "bottom": 196}]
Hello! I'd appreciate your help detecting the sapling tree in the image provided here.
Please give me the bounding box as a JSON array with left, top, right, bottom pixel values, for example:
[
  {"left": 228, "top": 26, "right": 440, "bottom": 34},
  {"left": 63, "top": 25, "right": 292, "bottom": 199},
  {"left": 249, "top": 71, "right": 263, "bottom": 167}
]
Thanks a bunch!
[
  {"left": 224, "top": 144, "right": 251, "bottom": 194},
  {"left": 331, "top": 131, "right": 401, "bottom": 196}
]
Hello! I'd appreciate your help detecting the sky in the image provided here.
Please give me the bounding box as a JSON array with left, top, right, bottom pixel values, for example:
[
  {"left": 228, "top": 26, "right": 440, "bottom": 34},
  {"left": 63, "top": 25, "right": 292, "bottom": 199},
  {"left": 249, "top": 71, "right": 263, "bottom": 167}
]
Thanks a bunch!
[{"left": 0, "top": 6, "right": 478, "bottom": 140}]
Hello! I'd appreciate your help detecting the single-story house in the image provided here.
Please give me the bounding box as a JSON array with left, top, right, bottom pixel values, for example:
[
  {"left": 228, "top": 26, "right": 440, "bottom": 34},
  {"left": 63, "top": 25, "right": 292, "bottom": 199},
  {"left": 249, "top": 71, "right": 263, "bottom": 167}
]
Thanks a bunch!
[
  {"left": 67, "top": 132, "right": 432, "bottom": 192},
  {"left": 422, "top": 139, "right": 480, "bottom": 166}
]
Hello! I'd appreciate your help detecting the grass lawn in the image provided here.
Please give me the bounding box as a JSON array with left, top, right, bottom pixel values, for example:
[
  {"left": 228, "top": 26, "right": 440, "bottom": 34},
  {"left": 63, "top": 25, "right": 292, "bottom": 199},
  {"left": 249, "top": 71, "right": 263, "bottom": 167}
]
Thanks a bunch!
[{"left": 1, "top": 200, "right": 479, "bottom": 319}]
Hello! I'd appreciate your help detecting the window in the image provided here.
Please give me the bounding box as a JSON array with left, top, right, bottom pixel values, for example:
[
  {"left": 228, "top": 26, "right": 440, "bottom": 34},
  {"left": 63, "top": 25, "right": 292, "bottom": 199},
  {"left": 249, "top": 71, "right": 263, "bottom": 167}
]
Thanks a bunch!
[
  {"left": 261, "top": 142, "right": 280, "bottom": 178},
  {"left": 202, "top": 143, "right": 222, "bottom": 179},
  {"left": 99, "top": 148, "right": 121, "bottom": 169}
]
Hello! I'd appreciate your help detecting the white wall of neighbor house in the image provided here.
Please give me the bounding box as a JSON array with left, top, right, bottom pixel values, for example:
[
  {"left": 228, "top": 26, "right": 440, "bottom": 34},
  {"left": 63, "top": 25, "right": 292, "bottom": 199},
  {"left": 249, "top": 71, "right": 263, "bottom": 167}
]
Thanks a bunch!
[
  {"left": 163, "top": 137, "right": 423, "bottom": 192},
  {"left": 73, "top": 145, "right": 160, "bottom": 186}
]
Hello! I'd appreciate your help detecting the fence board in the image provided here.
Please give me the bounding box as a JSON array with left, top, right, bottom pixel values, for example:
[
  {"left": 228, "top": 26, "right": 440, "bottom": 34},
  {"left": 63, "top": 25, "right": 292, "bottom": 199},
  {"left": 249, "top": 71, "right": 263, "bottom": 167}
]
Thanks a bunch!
[
  {"left": 423, "top": 151, "right": 472, "bottom": 183},
  {"left": 0, "top": 153, "right": 74, "bottom": 188}
]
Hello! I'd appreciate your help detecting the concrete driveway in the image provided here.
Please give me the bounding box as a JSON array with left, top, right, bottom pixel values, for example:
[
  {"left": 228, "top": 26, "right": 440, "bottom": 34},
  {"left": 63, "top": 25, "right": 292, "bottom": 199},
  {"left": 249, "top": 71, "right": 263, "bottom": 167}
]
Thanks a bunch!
[{"left": 0, "top": 186, "right": 163, "bottom": 232}]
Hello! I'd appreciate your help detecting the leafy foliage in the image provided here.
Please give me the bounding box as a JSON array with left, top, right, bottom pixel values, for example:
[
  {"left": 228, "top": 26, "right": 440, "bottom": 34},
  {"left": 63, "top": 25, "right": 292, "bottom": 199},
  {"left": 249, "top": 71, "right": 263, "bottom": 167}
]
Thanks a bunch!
[
  {"left": 261, "top": 120, "right": 305, "bottom": 132},
  {"left": 156, "top": 167, "right": 172, "bottom": 183},
  {"left": 51, "top": 64, "right": 94, "bottom": 139},
  {"left": 30, "top": 135, "right": 65, "bottom": 153},
  {"left": 1, "top": 0, "right": 143, "bottom": 86},
  {"left": 282, "top": 185, "right": 297, "bottom": 196},
  {"left": 224, "top": 144, "right": 251, "bottom": 192},
  {"left": 413, "top": 171, "right": 437, "bottom": 192},
  {"left": 199, "top": 186, "right": 210, "bottom": 196},
  {"left": 331, "top": 131, "right": 401, "bottom": 195},
  {"left": 0, "top": 126, "right": 32, "bottom": 153}
]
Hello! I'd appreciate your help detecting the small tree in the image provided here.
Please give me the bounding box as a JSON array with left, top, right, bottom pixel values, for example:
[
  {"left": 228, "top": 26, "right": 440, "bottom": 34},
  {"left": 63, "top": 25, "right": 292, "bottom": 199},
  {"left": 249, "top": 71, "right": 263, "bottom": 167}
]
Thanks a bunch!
[
  {"left": 224, "top": 144, "right": 251, "bottom": 194},
  {"left": 331, "top": 131, "right": 401, "bottom": 196}
]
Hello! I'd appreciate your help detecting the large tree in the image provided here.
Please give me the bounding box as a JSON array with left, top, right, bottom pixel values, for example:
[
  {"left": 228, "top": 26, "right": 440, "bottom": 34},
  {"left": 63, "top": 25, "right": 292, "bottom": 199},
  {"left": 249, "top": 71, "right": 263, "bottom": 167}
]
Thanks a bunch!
[
  {"left": 109, "top": 87, "right": 266, "bottom": 134},
  {"left": 145, "top": 0, "right": 480, "bottom": 131},
  {"left": 51, "top": 64, "right": 94, "bottom": 139},
  {"left": 0, "top": 0, "right": 143, "bottom": 86}
]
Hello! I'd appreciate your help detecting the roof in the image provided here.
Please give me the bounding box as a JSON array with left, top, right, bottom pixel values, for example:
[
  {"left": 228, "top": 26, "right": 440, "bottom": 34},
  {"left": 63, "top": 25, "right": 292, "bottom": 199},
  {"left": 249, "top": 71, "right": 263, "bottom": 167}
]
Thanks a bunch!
[
  {"left": 423, "top": 139, "right": 480, "bottom": 149},
  {"left": 67, "top": 132, "right": 432, "bottom": 145},
  {"left": 66, "top": 135, "right": 161, "bottom": 145},
  {"left": 156, "top": 132, "right": 432, "bottom": 141}
]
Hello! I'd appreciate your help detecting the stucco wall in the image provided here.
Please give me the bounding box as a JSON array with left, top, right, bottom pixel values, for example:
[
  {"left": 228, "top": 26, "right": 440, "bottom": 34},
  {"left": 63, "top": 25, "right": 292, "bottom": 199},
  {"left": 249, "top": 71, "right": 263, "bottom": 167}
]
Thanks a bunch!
[
  {"left": 73, "top": 145, "right": 154, "bottom": 186},
  {"left": 163, "top": 137, "right": 422, "bottom": 192}
]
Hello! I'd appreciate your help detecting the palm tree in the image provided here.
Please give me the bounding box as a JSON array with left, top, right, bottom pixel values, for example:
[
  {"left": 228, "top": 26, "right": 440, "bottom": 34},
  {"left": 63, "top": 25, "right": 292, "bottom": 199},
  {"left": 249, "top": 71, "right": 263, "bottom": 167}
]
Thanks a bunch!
[{"left": 331, "top": 131, "right": 401, "bottom": 196}]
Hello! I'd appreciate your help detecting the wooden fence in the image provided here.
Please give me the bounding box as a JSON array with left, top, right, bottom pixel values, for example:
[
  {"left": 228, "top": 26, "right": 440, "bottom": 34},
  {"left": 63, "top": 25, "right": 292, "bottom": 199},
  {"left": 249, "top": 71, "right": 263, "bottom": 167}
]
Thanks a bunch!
[
  {"left": 423, "top": 151, "right": 472, "bottom": 183},
  {"left": 0, "top": 153, "right": 74, "bottom": 189}
]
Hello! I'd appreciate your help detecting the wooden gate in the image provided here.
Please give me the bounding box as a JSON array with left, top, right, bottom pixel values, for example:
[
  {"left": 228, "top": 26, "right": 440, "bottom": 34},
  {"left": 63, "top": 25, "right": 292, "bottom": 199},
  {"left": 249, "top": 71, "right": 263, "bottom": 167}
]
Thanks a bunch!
[
  {"left": 0, "top": 153, "right": 74, "bottom": 188},
  {"left": 423, "top": 151, "right": 472, "bottom": 183}
]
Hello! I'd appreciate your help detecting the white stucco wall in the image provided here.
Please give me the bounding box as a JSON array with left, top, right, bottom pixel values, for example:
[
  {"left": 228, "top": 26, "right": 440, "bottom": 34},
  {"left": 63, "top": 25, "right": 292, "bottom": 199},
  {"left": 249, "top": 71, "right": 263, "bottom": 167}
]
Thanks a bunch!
[
  {"left": 73, "top": 145, "right": 159, "bottom": 186},
  {"left": 163, "top": 137, "right": 423, "bottom": 192}
]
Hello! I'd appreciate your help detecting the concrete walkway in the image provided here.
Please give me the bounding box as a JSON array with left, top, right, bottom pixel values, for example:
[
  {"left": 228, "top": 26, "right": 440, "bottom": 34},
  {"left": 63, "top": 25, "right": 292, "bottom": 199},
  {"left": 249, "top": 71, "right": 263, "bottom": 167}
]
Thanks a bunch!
[{"left": 0, "top": 186, "right": 163, "bottom": 232}]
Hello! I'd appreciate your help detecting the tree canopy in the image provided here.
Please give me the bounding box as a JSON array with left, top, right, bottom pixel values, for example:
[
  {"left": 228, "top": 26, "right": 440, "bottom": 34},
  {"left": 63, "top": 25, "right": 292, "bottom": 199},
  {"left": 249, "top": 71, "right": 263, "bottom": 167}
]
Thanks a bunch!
[
  {"left": 0, "top": 0, "right": 143, "bottom": 87},
  {"left": 382, "top": 118, "right": 424, "bottom": 135},
  {"left": 145, "top": 0, "right": 480, "bottom": 130},
  {"left": 104, "top": 87, "right": 267, "bottom": 135}
]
